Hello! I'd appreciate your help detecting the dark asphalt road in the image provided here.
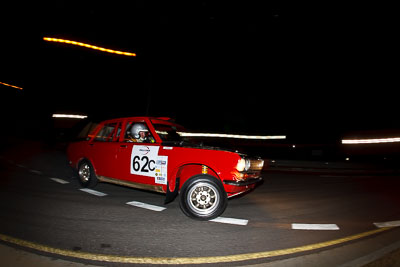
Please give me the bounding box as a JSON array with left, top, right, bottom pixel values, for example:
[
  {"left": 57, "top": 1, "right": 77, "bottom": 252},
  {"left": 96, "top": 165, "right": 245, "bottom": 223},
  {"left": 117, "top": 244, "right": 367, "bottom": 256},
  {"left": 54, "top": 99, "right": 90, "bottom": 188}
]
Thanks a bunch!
[{"left": 1, "top": 141, "right": 400, "bottom": 265}]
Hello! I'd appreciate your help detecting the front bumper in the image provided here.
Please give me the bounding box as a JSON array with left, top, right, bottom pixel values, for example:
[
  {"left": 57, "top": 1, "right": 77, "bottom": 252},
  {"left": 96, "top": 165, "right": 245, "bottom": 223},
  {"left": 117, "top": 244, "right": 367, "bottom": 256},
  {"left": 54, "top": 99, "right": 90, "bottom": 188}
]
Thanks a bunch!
[{"left": 223, "top": 177, "right": 263, "bottom": 187}]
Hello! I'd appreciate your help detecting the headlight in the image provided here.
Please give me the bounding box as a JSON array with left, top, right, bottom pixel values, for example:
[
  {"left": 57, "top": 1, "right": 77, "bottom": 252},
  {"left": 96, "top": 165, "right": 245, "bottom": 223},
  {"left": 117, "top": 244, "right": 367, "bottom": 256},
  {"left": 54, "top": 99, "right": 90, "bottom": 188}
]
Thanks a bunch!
[{"left": 236, "top": 158, "right": 251, "bottom": 172}]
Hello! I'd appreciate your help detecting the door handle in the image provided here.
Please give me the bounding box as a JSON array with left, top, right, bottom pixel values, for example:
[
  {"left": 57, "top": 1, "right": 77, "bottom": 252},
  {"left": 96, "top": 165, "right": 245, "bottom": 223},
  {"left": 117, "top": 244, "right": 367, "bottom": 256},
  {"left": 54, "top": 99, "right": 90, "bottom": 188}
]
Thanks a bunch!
[{"left": 120, "top": 145, "right": 128, "bottom": 148}]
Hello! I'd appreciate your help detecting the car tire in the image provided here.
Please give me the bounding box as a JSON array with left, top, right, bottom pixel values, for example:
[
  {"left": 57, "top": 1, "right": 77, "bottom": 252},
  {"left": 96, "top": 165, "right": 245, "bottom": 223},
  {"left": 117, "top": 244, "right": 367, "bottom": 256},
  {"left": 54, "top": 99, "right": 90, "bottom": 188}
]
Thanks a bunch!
[
  {"left": 77, "top": 160, "right": 98, "bottom": 188},
  {"left": 179, "top": 175, "right": 227, "bottom": 220}
]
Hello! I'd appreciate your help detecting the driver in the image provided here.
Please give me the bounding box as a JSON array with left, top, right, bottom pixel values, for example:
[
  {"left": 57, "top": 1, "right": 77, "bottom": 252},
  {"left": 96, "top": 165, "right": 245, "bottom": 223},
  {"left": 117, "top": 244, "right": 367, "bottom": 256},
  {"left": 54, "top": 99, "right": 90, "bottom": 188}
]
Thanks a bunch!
[{"left": 127, "top": 123, "right": 155, "bottom": 143}]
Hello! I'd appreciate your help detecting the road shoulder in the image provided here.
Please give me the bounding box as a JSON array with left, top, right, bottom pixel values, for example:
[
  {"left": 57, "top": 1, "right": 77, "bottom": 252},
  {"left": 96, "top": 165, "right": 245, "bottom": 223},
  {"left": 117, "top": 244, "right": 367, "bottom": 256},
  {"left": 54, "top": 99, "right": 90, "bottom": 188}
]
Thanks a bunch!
[
  {"left": 0, "top": 242, "right": 99, "bottom": 267},
  {"left": 248, "top": 227, "right": 400, "bottom": 267}
]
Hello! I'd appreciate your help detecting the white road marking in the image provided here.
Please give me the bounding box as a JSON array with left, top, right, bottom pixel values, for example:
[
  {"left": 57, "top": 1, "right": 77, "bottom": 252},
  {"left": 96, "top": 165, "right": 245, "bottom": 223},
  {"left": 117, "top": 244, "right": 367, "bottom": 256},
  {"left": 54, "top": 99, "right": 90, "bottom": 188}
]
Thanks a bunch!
[
  {"left": 292, "top": 223, "right": 340, "bottom": 230},
  {"left": 126, "top": 201, "right": 166, "bottom": 212},
  {"left": 374, "top": 220, "right": 400, "bottom": 228},
  {"left": 29, "top": 169, "right": 43, "bottom": 175},
  {"left": 79, "top": 188, "right": 107, "bottom": 197},
  {"left": 50, "top": 178, "right": 69, "bottom": 184},
  {"left": 16, "top": 164, "right": 26, "bottom": 168},
  {"left": 209, "top": 217, "right": 249, "bottom": 226}
]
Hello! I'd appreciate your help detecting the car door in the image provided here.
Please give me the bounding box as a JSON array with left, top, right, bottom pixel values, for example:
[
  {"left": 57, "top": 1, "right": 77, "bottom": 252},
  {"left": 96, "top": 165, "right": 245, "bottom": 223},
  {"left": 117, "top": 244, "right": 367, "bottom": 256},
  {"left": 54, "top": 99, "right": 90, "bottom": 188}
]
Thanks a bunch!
[
  {"left": 114, "top": 119, "right": 163, "bottom": 187},
  {"left": 87, "top": 121, "right": 122, "bottom": 178}
]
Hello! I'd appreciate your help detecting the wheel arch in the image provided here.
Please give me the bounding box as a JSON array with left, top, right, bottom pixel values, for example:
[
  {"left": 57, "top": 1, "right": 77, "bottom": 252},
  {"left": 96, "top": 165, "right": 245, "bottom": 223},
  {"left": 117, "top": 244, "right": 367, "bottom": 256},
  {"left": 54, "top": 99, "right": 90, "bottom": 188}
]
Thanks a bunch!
[{"left": 165, "top": 163, "right": 221, "bottom": 204}]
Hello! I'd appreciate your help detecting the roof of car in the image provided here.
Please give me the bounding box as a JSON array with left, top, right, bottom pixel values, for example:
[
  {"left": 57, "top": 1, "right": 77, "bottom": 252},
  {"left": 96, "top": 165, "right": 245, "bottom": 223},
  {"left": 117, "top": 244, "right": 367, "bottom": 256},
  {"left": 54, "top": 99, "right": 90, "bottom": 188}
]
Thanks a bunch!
[
  {"left": 101, "top": 117, "right": 180, "bottom": 126},
  {"left": 99, "top": 116, "right": 171, "bottom": 121}
]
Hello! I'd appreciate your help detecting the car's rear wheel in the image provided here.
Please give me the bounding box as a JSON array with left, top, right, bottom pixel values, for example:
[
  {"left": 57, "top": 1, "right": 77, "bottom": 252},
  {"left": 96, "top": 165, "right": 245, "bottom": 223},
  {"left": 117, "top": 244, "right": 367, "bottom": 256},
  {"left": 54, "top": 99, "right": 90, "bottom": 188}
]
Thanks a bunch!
[
  {"left": 77, "top": 160, "right": 98, "bottom": 188},
  {"left": 179, "top": 175, "right": 227, "bottom": 220}
]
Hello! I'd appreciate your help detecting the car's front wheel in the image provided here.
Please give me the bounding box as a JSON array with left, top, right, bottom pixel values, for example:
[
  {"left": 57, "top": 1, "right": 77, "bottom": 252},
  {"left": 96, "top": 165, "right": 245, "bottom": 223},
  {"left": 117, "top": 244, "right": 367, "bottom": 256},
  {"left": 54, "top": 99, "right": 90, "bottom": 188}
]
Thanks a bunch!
[
  {"left": 77, "top": 160, "right": 98, "bottom": 188},
  {"left": 179, "top": 175, "right": 227, "bottom": 220}
]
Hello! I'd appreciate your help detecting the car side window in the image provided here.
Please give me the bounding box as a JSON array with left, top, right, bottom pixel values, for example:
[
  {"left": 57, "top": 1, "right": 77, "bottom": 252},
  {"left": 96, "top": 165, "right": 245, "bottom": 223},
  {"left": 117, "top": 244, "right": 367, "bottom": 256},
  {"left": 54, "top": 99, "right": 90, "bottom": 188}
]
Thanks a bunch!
[
  {"left": 123, "top": 122, "right": 155, "bottom": 143},
  {"left": 94, "top": 122, "right": 119, "bottom": 142}
]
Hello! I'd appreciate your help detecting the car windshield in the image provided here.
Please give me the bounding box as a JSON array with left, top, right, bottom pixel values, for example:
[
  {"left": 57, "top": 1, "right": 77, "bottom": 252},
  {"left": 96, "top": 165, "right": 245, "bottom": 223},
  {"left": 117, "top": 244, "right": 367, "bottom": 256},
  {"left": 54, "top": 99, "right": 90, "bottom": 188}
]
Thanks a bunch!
[
  {"left": 153, "top": 123, "right": 184, "bottom": 142},
  {"left": 153, "top": 123, "right": 203, "bottom": 145}
]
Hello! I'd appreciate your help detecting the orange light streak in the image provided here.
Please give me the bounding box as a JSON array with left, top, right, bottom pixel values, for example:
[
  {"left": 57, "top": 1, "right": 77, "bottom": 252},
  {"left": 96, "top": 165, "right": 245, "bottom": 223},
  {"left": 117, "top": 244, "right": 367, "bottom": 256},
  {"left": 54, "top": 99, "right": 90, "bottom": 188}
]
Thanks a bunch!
[
  {"left": 0, "top": 81, "right": 23, "bottom": 90},
  {"left": 43, "top": 37, "right": 136, "bottom": 57}
]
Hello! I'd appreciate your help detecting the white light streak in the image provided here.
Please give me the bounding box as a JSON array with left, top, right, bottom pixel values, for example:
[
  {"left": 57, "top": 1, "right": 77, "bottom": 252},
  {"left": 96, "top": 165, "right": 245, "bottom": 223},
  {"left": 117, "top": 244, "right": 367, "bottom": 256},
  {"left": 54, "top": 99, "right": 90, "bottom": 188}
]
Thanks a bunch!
[
  {"left": 178, "top": 132, "right": 286, "bottom": 140},
  {"left": 342, "top": 137, "right": 400, "bottom": 144},
  {"left": 52, "top": 114, "right": 88, "bottom": 119}
]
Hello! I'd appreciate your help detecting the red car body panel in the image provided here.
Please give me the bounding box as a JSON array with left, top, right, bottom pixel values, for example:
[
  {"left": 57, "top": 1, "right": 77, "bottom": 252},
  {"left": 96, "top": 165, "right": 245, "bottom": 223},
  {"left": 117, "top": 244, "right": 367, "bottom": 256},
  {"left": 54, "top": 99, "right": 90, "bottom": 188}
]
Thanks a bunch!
[{"left": 67, "top": 117, "right": 263, "bottom": 198}]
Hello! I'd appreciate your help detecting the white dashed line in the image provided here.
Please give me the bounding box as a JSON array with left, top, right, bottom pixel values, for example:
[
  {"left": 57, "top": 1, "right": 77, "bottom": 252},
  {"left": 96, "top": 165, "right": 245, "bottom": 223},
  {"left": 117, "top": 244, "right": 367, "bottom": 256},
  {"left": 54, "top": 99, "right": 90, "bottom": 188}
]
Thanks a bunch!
[
  {"left": 29, "top": 169, "right": 43, "bottom": 175},
  {"left": 50, "top": 178, "right": 69, "bottom": 184},
  {"left": 210, "top": 217, "right": 249, "bottom": 226},
  {"left": 5, "top": 156, "right": 397, "bottom": 229},
  {"left": 374, "top": 220, "right": 400, "bottom": 228},
  {"left": 79, "top": 188, "right": 108, "bottom": 197},
  {"left": 126, "top": 201, "right": 166, "bottom": 212},
  {"left": 292, "top": 223, "right": 340, "bottom": 230}
]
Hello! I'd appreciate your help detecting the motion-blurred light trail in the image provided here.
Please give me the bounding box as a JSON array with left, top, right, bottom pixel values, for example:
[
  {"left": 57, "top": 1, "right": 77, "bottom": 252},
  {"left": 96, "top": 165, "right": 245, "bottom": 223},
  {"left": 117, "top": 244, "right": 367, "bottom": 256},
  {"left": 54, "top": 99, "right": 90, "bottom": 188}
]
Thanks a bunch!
[
  {"left": 342, "top": 137, "right": 400, "bottom": 144},
  {"left": 43, "top": 37, "right": 136, "bottom": 57},
  {"left": 52, "top": 114, "right": 87, "bottom": 119},
  {"left": 179, "top": 132, "right": 286, "bottom": 140},
  {"left": 0, "top": 81, "right": 23, "bottom": 90}
]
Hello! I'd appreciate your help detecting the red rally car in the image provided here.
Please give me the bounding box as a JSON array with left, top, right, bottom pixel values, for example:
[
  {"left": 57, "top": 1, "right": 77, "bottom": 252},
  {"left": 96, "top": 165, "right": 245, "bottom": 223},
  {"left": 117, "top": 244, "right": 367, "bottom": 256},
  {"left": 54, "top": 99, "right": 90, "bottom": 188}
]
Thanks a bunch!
[{"left": 67, "top": 117, "right": 264, "bottom": 220}]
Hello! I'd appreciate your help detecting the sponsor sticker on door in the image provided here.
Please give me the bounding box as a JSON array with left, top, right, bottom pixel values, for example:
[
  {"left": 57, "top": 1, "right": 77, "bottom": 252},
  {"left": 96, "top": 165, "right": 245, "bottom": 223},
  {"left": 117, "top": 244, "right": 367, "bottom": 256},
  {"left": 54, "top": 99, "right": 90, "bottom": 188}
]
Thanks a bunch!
[{"left": 130, "top": 145, "right": 167, "bottom": 184}]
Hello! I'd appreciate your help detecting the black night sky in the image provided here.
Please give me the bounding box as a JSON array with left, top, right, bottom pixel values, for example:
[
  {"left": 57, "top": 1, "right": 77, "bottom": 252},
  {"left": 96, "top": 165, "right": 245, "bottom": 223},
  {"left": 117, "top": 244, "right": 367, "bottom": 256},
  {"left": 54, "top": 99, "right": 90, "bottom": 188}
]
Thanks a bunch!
[{"left": 1, "top": 2, "right": 399, "bottom": 143}]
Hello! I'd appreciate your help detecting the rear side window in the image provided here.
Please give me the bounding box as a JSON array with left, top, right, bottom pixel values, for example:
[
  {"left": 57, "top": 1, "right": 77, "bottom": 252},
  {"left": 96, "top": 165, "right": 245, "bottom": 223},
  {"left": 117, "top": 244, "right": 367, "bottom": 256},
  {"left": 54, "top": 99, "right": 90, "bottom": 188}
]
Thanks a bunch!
[
  {"left": 76, "top": 122, "right": 100, "bottom": 141},
  {"left": 94, "top": 123, "right": 120, "bottom": 142}
]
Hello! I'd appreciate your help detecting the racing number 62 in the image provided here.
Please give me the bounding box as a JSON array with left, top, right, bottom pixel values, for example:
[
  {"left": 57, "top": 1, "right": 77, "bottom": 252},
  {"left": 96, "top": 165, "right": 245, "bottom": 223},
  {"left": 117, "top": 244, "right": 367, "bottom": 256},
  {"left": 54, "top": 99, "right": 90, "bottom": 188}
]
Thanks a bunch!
[{"left": 132, "top": 156, "right": 155, "bottom": 173}]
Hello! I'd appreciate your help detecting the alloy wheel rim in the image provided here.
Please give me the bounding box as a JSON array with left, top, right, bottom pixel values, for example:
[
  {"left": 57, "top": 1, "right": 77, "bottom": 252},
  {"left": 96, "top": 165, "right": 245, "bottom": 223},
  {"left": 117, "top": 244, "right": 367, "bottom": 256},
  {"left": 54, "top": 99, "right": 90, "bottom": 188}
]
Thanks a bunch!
[
  {"left": 78, "top": 163, "right": 90, "bottom": 183},
  {"left": 187, "top": 182, "right": 219, "bottom": 216}
]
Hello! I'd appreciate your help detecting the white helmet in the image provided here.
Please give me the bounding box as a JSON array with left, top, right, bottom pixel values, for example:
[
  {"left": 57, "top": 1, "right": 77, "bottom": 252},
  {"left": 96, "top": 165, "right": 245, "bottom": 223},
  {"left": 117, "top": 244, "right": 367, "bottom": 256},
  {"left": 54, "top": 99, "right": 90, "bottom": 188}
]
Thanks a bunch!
[{"left": 130, "top": 123, "right": 149, "bottom": 139}]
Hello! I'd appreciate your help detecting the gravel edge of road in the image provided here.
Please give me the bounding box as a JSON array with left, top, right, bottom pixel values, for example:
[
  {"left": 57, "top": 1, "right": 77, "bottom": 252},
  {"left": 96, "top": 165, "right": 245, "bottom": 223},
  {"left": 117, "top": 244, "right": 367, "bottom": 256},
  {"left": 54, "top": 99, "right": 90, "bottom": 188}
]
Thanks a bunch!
[
  {"left": 362, "top": 248, "right": 400, "bottom": 267},
  {"left": 0, "top": 242, "right": 100, "bottom": 267}
]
